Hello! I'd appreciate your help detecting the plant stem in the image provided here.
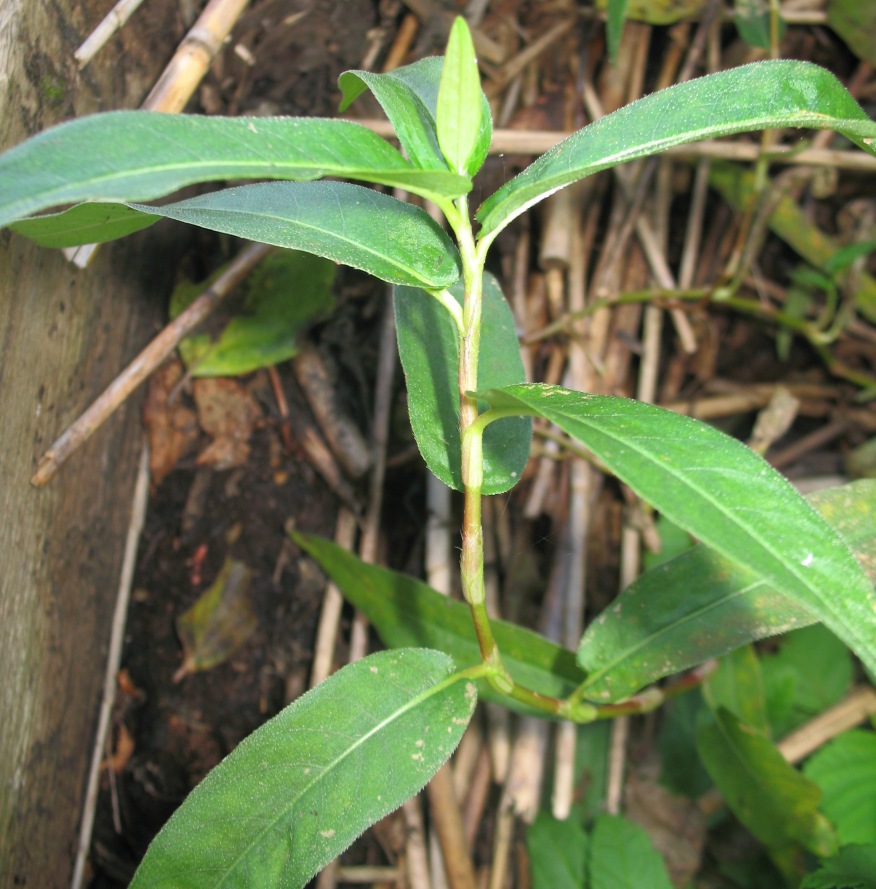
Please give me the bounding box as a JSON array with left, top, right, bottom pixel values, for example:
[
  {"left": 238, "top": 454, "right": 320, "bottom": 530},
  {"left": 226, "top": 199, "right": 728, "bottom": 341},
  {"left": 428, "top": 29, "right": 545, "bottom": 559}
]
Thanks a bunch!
[{"left": 451, "top": 198, "right": 513, "bottom": 693}]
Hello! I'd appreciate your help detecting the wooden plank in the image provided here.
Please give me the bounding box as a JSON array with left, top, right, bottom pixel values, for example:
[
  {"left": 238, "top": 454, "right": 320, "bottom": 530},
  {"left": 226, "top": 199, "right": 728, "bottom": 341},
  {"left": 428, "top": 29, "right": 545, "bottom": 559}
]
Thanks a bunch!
[{"left": 0, "top": 1, "right": 186, "bottom": 885}]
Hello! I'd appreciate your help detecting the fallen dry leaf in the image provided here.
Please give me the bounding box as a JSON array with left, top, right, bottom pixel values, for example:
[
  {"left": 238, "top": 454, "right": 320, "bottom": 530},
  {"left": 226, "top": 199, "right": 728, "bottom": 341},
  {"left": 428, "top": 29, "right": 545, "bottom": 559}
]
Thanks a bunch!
[
  {"left": 174, "top": 557, "right": 257, "bottom": 682},
  {"left": 625, "top": 758, "right": 708, "bottom": 888},
  {"left": 143, "top": 359, "right": 199, "bottom": 485},
  {"left": 192, "top": 377, "right": 261, "bottom": 470}
]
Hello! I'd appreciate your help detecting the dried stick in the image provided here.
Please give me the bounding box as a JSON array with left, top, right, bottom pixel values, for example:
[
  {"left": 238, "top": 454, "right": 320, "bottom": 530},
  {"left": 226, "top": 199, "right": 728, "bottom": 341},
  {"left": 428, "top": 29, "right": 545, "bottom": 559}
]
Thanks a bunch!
[
  {"left": 778, "top": 685, "right": 876, "bottom": 764},
  {"left": 70, "top": 443, "right": 150, "bottom": 889},
  {"left": 484, "top": 18, "right": 573, "bottom": 93},
  {"left": 75, "top": 0, "right": 148, "bottom": 68},
  {"left": 309, "top": 508, "right": 359, "bottom": 688},
  {"left": 552, "top": 187, "right": 593, "bottom": 820},
  {"left": 402, "top": 796, "right": 434, "bottom": 889},
  {"left": 358, "top": 119, "right": 876, "bottom": 173},
  {"left": 383, "top": 13, "right": 420, "bottom": 71},
  {"left": 426, "top": 765, "right": 478, "bottom": 889},
  {"left": 400, "top": 0, "right": 504, "bottom": 63},
  {"left": 31, "top": 242, "right": 271, "bottom": 486},
  {"left": 66, "top": 0, "right": 252, "bottom": 267},
  {"left": 143, "top": 0, "right": 252, "bottom": 113}
]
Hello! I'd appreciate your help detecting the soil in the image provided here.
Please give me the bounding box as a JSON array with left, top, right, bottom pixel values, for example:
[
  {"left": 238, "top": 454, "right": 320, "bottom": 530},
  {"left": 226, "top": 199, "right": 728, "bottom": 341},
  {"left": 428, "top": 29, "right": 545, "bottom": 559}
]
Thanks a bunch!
[{"left": 83, "top": 1, "right": 876, "bottom": 886}]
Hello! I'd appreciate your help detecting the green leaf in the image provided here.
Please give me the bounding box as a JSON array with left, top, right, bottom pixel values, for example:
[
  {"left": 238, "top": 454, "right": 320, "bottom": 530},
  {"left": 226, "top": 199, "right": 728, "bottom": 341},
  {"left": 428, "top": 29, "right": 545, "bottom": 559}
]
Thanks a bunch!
[
  {"left": 588, "top": 814, "right": 674, "bottom": 889},
  {"left": 762, "top": 625, "right": 853, "bottom": 739},
  {"left": 828, "top": 0, "right": 876, "bottom": 67},
  {"left": 436, "top": 17, "right": 489, "bottom": 176},
  {"left": 801, "top": 845, "right": 876, "bottom": 889},
  {"left": 395, "top": 274, "right": 531, "bottom": 494},
  {"left": 294, "top": 532, "right": 585, "bottom": 709},
  {"left": 576, "top": 480, "right": 876, "bottom": 702},
  {"left": 606, "top": 0, "right": 630, "bottom": 64},
  {"left": 129, "top": 181, "right": 461, "bottom": 289},
  {"left": 480, "top": 387, "right": 876, "bottom": 680},
  {"left": 173, "top": 250, "right": 336, "bottom": 377},
  {"left": 340, "top": 55, "right": 491, "bottom": 179},
  {"left": 704, "top": 646, "right": 770, "bottom": 734},
  {"left": 476, "top": 61, "right": 876, "bottom": 239},
  {"left": 339, "top": 60, "right": 446, "bottom": 171},
  {"left": 528, "top": 813, "right": 588, "bottom": 889},
  {"left": 8, "top": 202, "right": 159, "bottom": 246},
  {"left": 0, "top": 112, "right": 471, "bottom": 230},
  {"left": 657, "top": 691, "right": 713, "bottom": 798},
  {"left": 734, "top": 0, "right": 786, "bottom": 49},
  {"left": 130, "top": 648, "right": 477, "bottom": 889},
  {"left": 804, "top": 731, "right": 876, "bottom": 846},
  {"left": 696, "top": 707, "right": 837, "bottom": 857}
]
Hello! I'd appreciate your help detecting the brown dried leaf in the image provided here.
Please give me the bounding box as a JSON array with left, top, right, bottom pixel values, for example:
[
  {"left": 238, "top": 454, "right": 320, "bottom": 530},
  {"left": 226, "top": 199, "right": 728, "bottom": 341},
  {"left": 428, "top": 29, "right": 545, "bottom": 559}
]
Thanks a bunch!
[
  {"left": 625, "top": 759, "right": 708, "bottom": 888},
  {"left": 174, "top": 558, "right": 257, "bottom": 682},
  {"left": 143, "top": 359, "right": 199, "bottom": 485},
  {"left": 192, "top": 377, "right": 261, "bottom": 470}
]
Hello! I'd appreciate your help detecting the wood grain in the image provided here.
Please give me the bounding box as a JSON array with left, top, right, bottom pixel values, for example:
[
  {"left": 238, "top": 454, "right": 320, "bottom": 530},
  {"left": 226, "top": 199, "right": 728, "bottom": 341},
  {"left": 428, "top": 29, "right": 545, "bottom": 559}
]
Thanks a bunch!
[{"left": 0, "top": 1, "right": 184, "bottom": 885}]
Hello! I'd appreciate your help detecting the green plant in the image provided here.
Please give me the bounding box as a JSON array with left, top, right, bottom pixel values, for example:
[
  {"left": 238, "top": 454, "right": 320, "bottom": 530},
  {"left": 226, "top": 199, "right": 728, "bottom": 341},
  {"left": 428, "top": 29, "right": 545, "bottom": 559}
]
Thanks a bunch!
[{"left": 3, "top": 17, "right": 876, "bottom": 887}]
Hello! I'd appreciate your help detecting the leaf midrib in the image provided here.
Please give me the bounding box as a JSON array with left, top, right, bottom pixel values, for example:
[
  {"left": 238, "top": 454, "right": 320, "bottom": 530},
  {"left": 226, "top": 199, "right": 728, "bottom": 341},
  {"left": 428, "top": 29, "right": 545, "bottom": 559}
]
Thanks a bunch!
[{"left": 217, "top": 663, "right": 462, "bottom": 887}]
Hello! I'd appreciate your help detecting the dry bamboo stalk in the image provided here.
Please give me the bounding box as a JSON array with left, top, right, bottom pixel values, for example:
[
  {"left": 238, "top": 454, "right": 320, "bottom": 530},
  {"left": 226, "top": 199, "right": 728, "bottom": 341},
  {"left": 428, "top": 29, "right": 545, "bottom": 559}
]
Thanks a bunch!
[
  {"left": 769, "top": 417, "right": 850, "bottom": 471},
  {"left": 462, "top": 744, "right": 493, "bottom": 851},
  {"left": 778, "top": 685, "right": 876, "bottom": 764},
  {"left": 427, "top": 765, "right": 478, "bottom": 889},
  {"left": 309, "top": 508, "right": 359, "bottom": 688},
  {"left": 70, "top": 444, "right": 150, "bottom": 889},
  {"left": 605, "top": 715, "right": 630, "bottom": 815},
  {"left": 294, "top": 425, "right": 361, "bottom": 512},
  {"left": 143, "top": 0, "right": 251, "bottom": 113},
  {"left": 66, "top": 0, "right": 252, "bottom": 265},
  {"left": 334, "top": 865, "right": 403, "bottom": 883},
  {"left": 486, "top": 797, "right": 516, "bottom": 889},
  {"left": 357, "top": 119, "right": 876, "bottom": 172},
  {"left": 400, "top": 0, "right": 504, "bottom": 63},
  {"left": 31, "top": 241, "right": 271, "bottom": 486},
  {"left": 315, "top": 860, "right": 340, "bottom": 889},
  {"left": 402, "top": 796, "right": 434, "bottom": 889},
  {"left": 75, "top": 0, "right": 148, "bottom": 68},
  {"left": 453, "top": 721, "right": 484, "bottom": 800},
  {"left": 552, "top": 192, "right": 594, "bottom": 820},
  {"left": 483, "top": 18, "right": 573, "bottom": 93},
  {"left": 383, "top": 13, "right": 420, "bottom": 71}
]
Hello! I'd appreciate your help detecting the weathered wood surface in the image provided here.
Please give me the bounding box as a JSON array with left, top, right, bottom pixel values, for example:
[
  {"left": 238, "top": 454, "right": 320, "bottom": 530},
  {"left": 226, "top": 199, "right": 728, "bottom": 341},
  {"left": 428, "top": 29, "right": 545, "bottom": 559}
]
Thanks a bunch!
[{"left": 0, "top": 1, "right": 185, "bottom": 885}]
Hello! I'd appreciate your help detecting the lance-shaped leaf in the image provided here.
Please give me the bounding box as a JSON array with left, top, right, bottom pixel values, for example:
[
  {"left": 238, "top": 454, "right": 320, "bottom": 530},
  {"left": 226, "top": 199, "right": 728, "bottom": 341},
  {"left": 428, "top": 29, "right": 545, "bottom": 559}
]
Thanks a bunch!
[
  {"left": 173, "top": 250, "right": 337, "bottom": 377},
  {"left": 436, "top": 17, "right": 489, "bottom": 176},
  {"left": 130, "top": 648, "right": 477, "bottom": 889},
  {"left": 395, "top": 273, "right": 530, "bottom": 493},
  {"left": 339, "top": 59, "right": 445, "bottom": 171},
  {"left": 578, "top": 480, "right": 876, "bottom": 702},
  {"left": 9, "top": 202, "right": 159, "bottom": 247},
  {"left": 0, "top": 112, "right": 471, "bottom": 231},
  {"left": 128, "top": 181, "right": 461, "bottom": 289},
  {"left": 340, "top": 53, "right": 492, "bottom": 177},
  {"left": 479, "top": 385, "right": 876, "bottom": 676},
  {"left": 476, "top": 61, "right": 876, "bottom": 239},
  {"left": 294, "top": 532, "right": 584, "bottom": 708},
  {"left": 696, "top": 706, "right": 837, "bottom": 857}
]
